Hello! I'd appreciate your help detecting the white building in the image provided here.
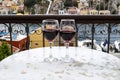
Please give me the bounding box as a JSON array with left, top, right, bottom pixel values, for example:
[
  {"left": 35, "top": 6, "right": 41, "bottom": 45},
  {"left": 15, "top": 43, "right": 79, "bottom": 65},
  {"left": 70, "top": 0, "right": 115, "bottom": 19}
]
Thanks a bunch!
[
  {"left": 118, "top": 6, "right": 120, "bottom": 15},
  {"left": 0, "top": 8, "right": 9, "bottom": 14},
  {"left": 99, "top": 10, "right": 110, "bottom": 15},
  {"left": 89, "top": 9, "right": 98, "bottom": 15},
  {"left": 58, "top": 9, "right": 66, "bottom": 15}
]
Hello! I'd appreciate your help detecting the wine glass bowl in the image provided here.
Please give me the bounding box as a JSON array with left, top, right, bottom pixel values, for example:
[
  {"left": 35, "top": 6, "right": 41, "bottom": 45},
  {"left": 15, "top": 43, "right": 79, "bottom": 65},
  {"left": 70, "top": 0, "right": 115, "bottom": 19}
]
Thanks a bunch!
[
  {"left": 60, "top": 19, "right": 76, "bottom": 44},
  {"left": 42, "top": 19, "right": 59, "bottom": 42},
  {"left": 60, "top": 26, "right": 76, "bottom": 43}
]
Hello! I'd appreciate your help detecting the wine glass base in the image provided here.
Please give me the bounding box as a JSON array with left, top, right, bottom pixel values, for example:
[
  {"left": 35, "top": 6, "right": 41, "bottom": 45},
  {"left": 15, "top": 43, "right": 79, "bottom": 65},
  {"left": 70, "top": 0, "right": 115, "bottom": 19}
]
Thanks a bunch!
[
  {"left": 60, "top": 56, "right": 75, "bottom": 63},
  {"left": 44, "top": 57, "right": 58, "bottom": 62}
]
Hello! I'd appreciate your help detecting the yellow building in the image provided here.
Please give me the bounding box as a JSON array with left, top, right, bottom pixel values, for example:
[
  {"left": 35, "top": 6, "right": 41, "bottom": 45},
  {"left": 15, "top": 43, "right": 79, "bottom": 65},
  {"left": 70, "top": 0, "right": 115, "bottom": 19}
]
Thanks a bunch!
[
  {"left": 1, "top": 0, "right": 19, "bottom": 14},
  {"left": 30, "top": 28, "right": 54, "bottom": 49},
  {"left": 10, "top": 5, "right": 19, "bottom": 13}
]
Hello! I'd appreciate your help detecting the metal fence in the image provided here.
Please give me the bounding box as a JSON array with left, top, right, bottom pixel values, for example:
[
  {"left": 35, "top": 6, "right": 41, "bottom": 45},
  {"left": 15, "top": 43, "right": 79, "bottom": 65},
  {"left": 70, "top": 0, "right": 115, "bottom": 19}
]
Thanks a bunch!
[{"left": 0, "top": 15, "right": 120, "bottom": 54}]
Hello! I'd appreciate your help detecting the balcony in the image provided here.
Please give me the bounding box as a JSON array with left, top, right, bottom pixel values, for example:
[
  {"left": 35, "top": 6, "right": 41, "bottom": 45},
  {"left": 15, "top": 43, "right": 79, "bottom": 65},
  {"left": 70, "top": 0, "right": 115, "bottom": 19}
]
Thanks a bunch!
[{"left": 0, "top": 15, "right": 120, "bottom": 54}]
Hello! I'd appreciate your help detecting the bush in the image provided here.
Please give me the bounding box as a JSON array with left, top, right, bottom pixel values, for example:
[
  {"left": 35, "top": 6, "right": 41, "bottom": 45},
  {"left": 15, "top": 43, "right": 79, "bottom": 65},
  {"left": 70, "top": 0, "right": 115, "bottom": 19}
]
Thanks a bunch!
[{"left": 0, "top": 41, "right": 11, "bottom": 61}]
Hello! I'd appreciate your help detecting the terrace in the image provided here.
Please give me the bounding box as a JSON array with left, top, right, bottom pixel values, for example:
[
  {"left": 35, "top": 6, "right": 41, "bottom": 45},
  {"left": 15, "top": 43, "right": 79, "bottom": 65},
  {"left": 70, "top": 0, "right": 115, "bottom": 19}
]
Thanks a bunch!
[
  {"left": 0, "top": 15, "right": 120, "bottom": 54},
  {"left": 0, "top": 15, "right": 120, "bottom": 80}
]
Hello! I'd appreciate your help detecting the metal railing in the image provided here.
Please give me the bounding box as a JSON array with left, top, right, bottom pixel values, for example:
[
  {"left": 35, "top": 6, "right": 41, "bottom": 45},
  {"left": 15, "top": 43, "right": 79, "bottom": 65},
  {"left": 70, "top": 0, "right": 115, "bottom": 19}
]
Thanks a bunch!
[{"left": 0, "top": 15, "right": 120, "bottom": 54}]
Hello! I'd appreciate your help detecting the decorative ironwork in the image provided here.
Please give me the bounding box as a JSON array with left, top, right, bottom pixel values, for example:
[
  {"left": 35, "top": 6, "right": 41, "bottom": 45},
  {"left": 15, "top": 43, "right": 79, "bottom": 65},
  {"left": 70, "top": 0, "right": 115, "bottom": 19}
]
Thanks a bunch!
[
  {"left": 11, "top": 24, "right": 26, "bottom": 35},
  {"left": 95, "top": 24, "right": 108, "bottom": 35},
  {"left": 29, "top": 24, "right": 42, "bottom": 35},
  {"left": 77, "top": 24, "right": 92, "bottom": 40},
  {"left": 0, "top": 24, "right": 9, "bottom": 37},
  {"left": 111, "top": 24, "right": 120, "bottom": 34},
  {"left": 0, "top": 15, "right": 119, "bottom": 54}
]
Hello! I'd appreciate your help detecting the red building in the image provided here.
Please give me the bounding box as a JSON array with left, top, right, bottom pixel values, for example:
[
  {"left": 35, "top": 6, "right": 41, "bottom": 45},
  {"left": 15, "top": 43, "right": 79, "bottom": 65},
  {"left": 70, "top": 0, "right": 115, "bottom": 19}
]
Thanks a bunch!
[
  {"left": 0, "top": 34, "right": 27, "bottom": 51},
  {"left": 0, "top": 41, "right": 20, "bottom": 53}
]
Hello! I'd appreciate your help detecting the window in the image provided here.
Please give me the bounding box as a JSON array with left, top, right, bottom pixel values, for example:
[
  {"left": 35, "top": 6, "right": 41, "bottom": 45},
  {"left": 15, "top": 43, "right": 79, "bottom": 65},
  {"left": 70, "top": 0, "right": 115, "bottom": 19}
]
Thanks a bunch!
[
  {"left": 2, "top": 11, "right": 6, "bottom": 14},
  {"left": 35, "top": 43, "right": 38, "bottom": 46}
]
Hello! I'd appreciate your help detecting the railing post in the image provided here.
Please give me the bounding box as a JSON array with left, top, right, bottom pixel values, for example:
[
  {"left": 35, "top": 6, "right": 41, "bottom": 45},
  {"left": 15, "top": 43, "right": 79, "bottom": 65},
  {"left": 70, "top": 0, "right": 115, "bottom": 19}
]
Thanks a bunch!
[
  {"left": 42, "top": 31, "right": 45, "bottom": 47},
  {"left": 25, "top": 23, "right": 30, "bottom": 50},
  {"left": 75, "top": 24, "right": 78, "bottom": 47},
  {"left": 91, "top": 24, "right": 95, "bottom": 49},
  {"left": 107, "top": 24, "right": 111, "bottom": 53},
  {"left": 8, "top": 23, "right": 13, "bottom": 54},
  {"left": 58, "top": 20, "right": 61, "bottom": 46},
  {"left": 59, "top": 33, "right": 61, "bottom": 46}
]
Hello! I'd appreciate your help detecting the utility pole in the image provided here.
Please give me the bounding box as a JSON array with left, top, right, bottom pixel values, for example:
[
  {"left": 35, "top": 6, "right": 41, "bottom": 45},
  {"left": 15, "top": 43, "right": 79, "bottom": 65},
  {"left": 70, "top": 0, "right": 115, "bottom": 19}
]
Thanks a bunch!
[{"left": 104, "top": 0, "right": 105, "bottom": 10}]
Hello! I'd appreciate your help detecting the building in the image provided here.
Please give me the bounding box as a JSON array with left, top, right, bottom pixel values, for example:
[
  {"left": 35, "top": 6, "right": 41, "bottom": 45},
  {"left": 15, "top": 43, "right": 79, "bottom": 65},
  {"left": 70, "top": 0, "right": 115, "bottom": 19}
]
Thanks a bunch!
[
  {"left": 67, "top": 7, "right": 79, "bottom": 14},
  {"left": 89, "top": 9, "right": 98, "bottom": 15},
  {"left": 0, "top": 8, "right": 9, "bottom": 14},
  {"left": 0, "top": 41, "right": 20, "bottom": 53},
  {"left": 99, "top": 10, "right": 110, "bottom": 15},
  {"left": 30, "top": 28, "right": 52, "bottom": 49},
  {"left": 58, "top": 9, "right": 66, "bottom": 15},
  {"left": 80, "top": 7, "right": 89, "bottom": 15},
  {"left": 78, "top": 1, "right": 89, "bottom": 15},
  {"left": 118, "top": 6, "right": 120, "bottom": 15},
  {"left": 0, "top": 0, "right": 22, "bottom": 14},
  {"left": 0, "top": 33, "right": 27, "bottom": 51}
]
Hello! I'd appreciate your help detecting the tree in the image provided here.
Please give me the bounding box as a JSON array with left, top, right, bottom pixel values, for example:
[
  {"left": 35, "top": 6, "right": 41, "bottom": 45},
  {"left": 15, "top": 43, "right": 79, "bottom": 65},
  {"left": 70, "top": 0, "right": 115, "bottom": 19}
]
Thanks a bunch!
[
  {"left": 35, "top": 0, "right": 42, "bottom": 4},
  {"left": 0, "top": 41, "right": 11, "bottom": 61},
  {"left": 88, "top": 0, "right": 94, "bottom": 8},
  {"left": 96, "top": 2, "right": 104, "bottom": 10},
  {"left": 64, "top": 0, "right": 78, "bottom": 7},
  {"left": 24, "top": 0, "right": 36, "bottom": 13}
]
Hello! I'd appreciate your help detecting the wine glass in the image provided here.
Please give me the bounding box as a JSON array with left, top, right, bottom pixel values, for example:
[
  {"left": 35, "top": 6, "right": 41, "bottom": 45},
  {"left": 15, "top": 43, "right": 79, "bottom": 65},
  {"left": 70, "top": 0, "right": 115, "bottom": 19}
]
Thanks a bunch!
[
  {"left": 42, "top": 19, "right": 59, "bottom": 62},
  {"left": 60, "top": 19, "right": 76, "bottom": 62}
]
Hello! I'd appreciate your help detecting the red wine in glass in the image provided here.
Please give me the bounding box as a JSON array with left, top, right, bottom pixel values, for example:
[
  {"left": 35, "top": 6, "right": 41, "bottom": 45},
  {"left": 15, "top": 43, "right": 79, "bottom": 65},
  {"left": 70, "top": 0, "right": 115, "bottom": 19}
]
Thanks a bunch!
[
  {"left": 43, "top": 29, "right": 59, "bottom": 42},
  {"left": 60, "top": 30, "right": 75, "bottom": 43}
]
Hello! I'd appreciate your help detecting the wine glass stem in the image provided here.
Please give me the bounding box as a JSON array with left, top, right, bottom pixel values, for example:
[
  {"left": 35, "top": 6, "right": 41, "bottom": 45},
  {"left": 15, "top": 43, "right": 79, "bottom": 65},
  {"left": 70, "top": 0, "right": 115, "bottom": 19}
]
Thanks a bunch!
[
  {"left": 49, "top": 42, "right": 52, "bottom": 58},
  {"left": 66, "top": 42, "right": 69, "bottom": 48},
  {"left": 50, "top": 42, "right": 52, "bottom": 49},
  {"left": 65, "top": 42, "right": 69, "bottom": 58}
]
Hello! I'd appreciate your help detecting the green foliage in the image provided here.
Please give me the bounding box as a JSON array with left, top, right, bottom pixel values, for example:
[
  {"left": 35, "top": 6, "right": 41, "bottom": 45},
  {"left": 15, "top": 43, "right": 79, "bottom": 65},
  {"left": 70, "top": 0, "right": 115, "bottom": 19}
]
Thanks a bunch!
[
  {"left": 35, "top": 0, "right": 42, "bottom": 3},
  {"left": 24, "top": 0, "right": 36, "bottom": 8},
  {"left": 117, "top": 3, "right": 120, "bottom": 7},
  {"left": 0, "top": 41, "right": 11, "bottom": 61},
  {"left": 105, "top": 0, "right": 109, "bottom": 3},
  {"left": 64, "top": 0, "right": 78, "bottom": 7},
  {"left": 96, "top": 2, "right": 104, "bottom": 10},
  {"left": 88, "top": 0, "right": 93, "bottom": 7}
]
